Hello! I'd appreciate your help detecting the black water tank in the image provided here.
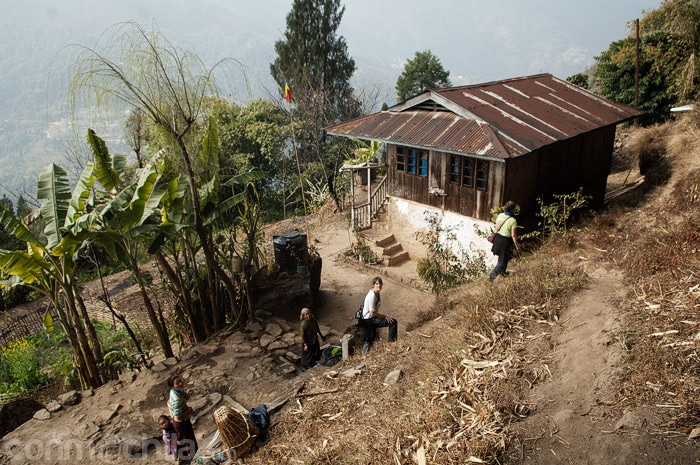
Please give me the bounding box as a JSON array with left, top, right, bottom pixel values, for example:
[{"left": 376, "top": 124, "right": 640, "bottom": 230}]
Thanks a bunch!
[{"left": 272, "top": 229, "right": 308, "bottom": 274}]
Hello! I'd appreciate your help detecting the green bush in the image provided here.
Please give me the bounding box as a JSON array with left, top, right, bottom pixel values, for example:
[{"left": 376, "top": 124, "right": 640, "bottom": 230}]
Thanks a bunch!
[
  {"left": 415, "top": 211, "right": 486, "bottom": 294},
  {"left": 0, "top": 338, "right": 50, "bottom": 393}
]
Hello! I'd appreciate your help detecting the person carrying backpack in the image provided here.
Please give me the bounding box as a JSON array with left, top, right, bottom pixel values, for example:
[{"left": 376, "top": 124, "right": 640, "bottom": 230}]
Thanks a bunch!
[{"left": 359, "top": 276, "right": 398, "bottom": 353}]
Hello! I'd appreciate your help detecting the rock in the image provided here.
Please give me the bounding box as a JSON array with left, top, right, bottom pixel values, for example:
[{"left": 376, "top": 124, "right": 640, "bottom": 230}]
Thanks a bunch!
[
  {"left": 208, "top": 392, "right": 223, "bottom": 406},
  {"left": 268, "top": 340, "right": 289, "bottom": 350},
  {"left": 46, "top": 400, "right": 62, "bottom": 413},
  {"left": 280, "top": 363, "right": 297, "bottom": 374},
  {"left": 189, "top": 396, "right": 209, "bottom": 411},
  {"left": 285, "top": 351, "right": 301, "bottom": 363},
  {"left": 276, "top": 321, "right": 293, "bottom": 332},
  {"left": 150, "top": 362, "right": 168, "bottom": 372},
  {"left": 282, "top": 332, "right": 298, "bottom": 345},
  {"left": 340, "top": 368, "right": 362, "bottom": 377},
  {"left": 33, "top": 408, "right": 51, "bottom": 420},
  {"left": 197, "top": 344, "right": 219, "bottom": 356},
  {"left": 265, "top": 323, "right": 284, "bottom": 337},
  {"left": 344, "top": 325, "right": 364, "bottom": 355},
  {"left": 259, "top": 334, "right": 276, "bottom": 348},
  {"left": 226, "top": 331, "right": 248, "bottom": 344},
  {"left": 58, "top": 390, "right": 81, "bottom": 406},
  {"left": 82, "top": 389, "right": 94, "bottom": 397},
  {"left": 163, "top": 356, "right": 179, "bottom": 366},
  {"left": 74, "top": 421, "right": 100, "bottom": 440},
  {"left": 614, "top": 408, "right": 650, "bottom": 431},
  {"left": 384, "top": 369, "right": 403, "bottom": 385},
  {"left": 246, "top": 321, "right": 263, "bottom": 332},
  {"left": 101, "top": 403, "right": 121, "bottom": 424},
  {"left": 319, "top": 324, "right": 332, "bottom": 335}
]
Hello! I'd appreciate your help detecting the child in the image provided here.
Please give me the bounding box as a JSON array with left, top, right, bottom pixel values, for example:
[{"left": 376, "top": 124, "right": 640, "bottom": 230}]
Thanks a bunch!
[{"left": 158, "top": 415, "right": 178, "bottom": 458}]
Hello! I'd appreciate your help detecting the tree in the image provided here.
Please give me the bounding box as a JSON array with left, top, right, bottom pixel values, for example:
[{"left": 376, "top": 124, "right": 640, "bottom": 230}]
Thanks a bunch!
[
  {"left": 396, "top": 50, "right": 451, "bottom": 103},
  {"left": 212, "top": 99, "right": 290, "bottom": 219},
  {"left": 593, "top": 32, "right": 679, "bottom": 125},
  {"left": 641, "top": 0, "right": 700, "bottom": 101},
  {"left": 84, "top": 129, "right": 174, "bottom": 358},
  {"left": 67, "top": 22, "right": 244, "bottom": 334},
  {"left": 591, "top": 0, "right": 700, "bottom": 124},
  {"left": 566, "top": 73, "right": 590, "bottom": 89},
  {"left": 270, "top": 0, "right": 359, "bottom": 210}
]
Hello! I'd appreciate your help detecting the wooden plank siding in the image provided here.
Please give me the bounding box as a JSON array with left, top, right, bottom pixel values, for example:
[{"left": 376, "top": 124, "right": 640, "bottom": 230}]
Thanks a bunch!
[
  {"left": 388, "top": 144, "right": 504, "bottom": 222},
  {"left": 387, "top": 126, "right": 615, "bottom": 224}
]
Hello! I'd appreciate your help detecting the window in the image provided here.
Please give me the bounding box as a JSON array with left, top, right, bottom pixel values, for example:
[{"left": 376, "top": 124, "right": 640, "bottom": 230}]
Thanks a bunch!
[
  {"left": 397, "top": 145, "right": 429, "bottom": 177},
  {"left": 407, "top": 148, "right": 417, "bottom": 174},
  {"left": 450, "top": 156, "right": 461, "bottom": 183},
  {"left": 396, "top": 147, "right": 405, "bottom": 172},
  {"left": 476, "top": 160, "right": 489, "bottom": 190},
  {"left": 449, "top": 155, "right": 488, "bottom": 190},
  {"left": 418, "top": 151, "right": 428, "bottom": 177},
  {"left": 462, "top": 158, "right": 475, "bottom": 187}
]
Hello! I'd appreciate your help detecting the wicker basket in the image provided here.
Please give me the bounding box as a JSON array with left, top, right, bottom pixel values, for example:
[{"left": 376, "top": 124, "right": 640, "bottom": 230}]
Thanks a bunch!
[{"left": 213, "top": 406, "right": 260, "bottom": 460}]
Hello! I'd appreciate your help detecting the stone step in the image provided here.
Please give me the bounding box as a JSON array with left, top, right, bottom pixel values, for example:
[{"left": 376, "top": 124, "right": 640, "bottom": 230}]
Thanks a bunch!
[
  {"left": 387, "top": 251, "right": 410, "bottom": 266},
  {"left": 383, "top": 242, "right": 404, "bottom": 257},
  {"left": 375, "top": 234, "right": 396, "bottom": 248}
]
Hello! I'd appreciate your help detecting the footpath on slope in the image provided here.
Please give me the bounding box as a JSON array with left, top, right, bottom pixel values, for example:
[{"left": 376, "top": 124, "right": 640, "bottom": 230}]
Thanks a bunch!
[{"left": 509, "top": 262, "right": 700, "bottom": 464}]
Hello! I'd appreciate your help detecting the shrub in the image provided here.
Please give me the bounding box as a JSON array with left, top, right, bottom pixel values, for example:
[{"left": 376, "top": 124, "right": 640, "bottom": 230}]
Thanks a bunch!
[
  {"left": 415, "top": 211, "right": 486, "bottom": 294},
  {"left": 525, "top": 190, "right": 591, "bottom": 240},
  {"left": 0, "top": 339, "right": 50, "bottom": 393}
]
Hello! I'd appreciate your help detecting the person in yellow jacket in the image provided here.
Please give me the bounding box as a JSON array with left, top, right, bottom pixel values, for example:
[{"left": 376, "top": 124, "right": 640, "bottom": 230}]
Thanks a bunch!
[{"left": 489, "top": 201, "right": 520, "bottom": 281}]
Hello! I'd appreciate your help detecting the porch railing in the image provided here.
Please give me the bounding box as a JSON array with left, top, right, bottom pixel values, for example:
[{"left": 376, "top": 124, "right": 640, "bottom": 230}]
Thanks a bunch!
[{"left": 351, "top": 175, "right": 388, "bottom": 230}]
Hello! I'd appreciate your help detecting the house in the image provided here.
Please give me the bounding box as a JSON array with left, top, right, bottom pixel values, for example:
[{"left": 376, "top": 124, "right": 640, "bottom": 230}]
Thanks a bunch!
[{"left": 326, "top": 73, "right": 642, "bottom": 262}]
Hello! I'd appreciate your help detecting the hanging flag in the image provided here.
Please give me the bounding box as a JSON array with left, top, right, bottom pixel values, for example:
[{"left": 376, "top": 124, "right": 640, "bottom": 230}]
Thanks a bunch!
[
  {"left": 43, "top": 311, "right": 55, "bottom": 333},
  {"left": 284, "top": 81, "right": 292, "bottom": 104}
]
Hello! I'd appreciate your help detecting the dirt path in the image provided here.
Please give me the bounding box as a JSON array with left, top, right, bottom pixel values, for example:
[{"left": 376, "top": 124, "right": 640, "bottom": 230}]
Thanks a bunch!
[
  {"left": 267, "top": 211, "right": 431, "bottom": 341},
  {"left": 510, "top": 265, "right": 700, "bottom": 464}
]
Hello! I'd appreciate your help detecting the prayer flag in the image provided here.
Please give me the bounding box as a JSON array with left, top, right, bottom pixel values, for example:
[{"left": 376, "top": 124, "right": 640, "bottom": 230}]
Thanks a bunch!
[{"left": 284, "top": 81, "right": 292, "bottom": 104}]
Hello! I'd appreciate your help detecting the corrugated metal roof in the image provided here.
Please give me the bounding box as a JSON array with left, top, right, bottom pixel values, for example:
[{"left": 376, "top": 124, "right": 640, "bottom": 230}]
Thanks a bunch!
[{"left": 326, "top": 73, "right": 643, "bottom": 160}]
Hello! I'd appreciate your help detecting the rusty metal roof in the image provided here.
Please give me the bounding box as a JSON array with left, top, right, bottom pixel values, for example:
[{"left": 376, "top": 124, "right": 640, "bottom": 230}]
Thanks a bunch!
[{"left": 326, "top": 73, "right": 643, "bottom": 159}]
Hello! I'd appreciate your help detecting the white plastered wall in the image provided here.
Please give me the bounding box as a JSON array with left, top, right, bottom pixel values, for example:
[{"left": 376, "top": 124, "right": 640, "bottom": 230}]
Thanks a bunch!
[{"left": 385, "top": 197, "right": 499, "bottom": 269}]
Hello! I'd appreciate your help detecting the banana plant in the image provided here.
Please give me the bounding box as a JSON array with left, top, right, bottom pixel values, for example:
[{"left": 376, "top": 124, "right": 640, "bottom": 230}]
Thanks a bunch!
[
  {"left": 0, "top": 163, "right": 104, "bottom": 389},
  {"left": 83, "top": 130, "right": 174, "bottom": 358}
]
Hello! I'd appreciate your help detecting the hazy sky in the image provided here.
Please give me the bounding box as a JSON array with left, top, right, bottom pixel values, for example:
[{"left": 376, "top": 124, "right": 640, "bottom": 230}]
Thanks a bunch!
[
  {"left": 0, "top": 0, "right": 662, "bottom": 195},
  {"left": 216, "top": 0, "right": 661, "bottom": 95},
  {"left": 3, "top": 0, "right": 661, "bottom": 105}
]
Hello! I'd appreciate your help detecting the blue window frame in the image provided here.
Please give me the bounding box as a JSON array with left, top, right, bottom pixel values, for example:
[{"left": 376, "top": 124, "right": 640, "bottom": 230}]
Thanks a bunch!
[
  {"left": 419, "top": 151, "right": 428, "bottom": 177},
  {"left": 407, "top": 148, "right": 417, "bottom": 174}
]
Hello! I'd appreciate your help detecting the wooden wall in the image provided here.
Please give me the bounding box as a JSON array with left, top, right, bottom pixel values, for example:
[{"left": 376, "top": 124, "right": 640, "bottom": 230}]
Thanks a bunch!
[{"left": 387, "top": 126, "right": 616, "bottom": 224}]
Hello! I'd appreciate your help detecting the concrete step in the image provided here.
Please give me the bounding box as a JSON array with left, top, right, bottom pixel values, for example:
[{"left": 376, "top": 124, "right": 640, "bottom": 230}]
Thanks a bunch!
[
  {"left": 386, "top": 250, "right": 410, "bottom": 266},
  {"left": 383, "top": 242, "right": 403, "bottom": 257},
  {"left": 375, "top": 234, "right": 395, "bottom": 248}
]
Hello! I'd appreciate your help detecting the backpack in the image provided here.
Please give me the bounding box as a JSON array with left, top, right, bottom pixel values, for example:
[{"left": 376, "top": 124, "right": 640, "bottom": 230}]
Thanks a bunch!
[
  {"left": 354, "top": 305, "right": 363, "bottom": 320},
  {"left": 318, "top": 346, "right": 342, "bottom": 366}
]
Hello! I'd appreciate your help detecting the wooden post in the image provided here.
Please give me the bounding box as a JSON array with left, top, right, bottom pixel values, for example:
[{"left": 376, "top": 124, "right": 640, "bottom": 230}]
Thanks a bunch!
[
  {"left": 349, "top": 168, "right": 355, "bottom": 228},
  {"left": 341, "top": 333, "right": 352, "bottom": 361}
]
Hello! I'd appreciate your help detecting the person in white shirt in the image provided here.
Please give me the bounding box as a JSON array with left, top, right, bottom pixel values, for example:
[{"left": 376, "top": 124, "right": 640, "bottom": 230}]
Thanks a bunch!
[{"left": 359, "top": 276, "right": 397, "bottom": 353}]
